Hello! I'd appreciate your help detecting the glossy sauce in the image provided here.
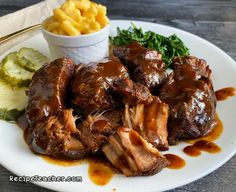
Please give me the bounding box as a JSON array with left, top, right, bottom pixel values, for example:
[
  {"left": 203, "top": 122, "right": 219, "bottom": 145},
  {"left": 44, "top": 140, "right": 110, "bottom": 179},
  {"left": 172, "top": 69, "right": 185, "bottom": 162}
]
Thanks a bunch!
[
  {"left": 164, "top": 154, "right": 186, "bottom": 169},
  {"left": 26, "top": 59, "right": 75, "bottom": 124},
  {"left": 130, "top": 129, "right": 143, "bottom": 146},
  {"left": 184, "top": 114, "right": 222, "bottom": 157},
  {"left": 215, "top": 87, "right": 235, "bottom": 101},
  {"left": 183, "top": 145, "right": 201, "bottom": 157},
  {"left": 202, "top": 114, "right": 223, "bottom": 142},
  {"left": 88, "top": 157, "right": 114, "bottom": 186},
  {"left": 184, "top": 140, "right": 221, "bottom": 157},
  {"left": 78, "top": 58, "right": 128, "bottom": 85},
  {"left": 41, "top": 155, "right": 114, "bottom": 186},
  {"left": 72, "top": 58, "right": 129, "bottom": 113},
  {"left": 193, "top": 140, "right": 221, "bottom": 153},
  {"left": 115, "top": 42, "right": 166, "bottom": 89},
  {"left": 42, "top": 155, "right": 85, "bottom": 166},
  {"left": 186, "top": 113, "right": 223, "bottom": 144},
  {"left": 143, "top": 101, "right": 168, "bottom": 149}
]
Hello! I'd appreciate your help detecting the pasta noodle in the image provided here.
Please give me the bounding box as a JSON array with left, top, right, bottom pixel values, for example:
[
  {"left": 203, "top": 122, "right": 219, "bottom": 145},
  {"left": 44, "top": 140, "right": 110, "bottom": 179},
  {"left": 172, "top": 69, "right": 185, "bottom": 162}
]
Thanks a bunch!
[{"left": 44, "top": 0, "right": 109, "bottom": 36}]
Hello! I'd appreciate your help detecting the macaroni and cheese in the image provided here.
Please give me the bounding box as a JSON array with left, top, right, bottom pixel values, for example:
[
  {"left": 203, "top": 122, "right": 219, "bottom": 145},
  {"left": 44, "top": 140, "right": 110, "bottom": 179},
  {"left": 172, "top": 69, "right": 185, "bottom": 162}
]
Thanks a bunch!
[{"left": 44, "top": 0, "right": 109, "bottom": 36}]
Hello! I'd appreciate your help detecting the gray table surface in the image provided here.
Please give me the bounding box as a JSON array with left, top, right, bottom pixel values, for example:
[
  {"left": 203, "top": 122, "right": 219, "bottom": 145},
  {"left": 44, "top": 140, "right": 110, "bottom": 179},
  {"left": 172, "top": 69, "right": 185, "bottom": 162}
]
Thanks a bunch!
[{"left": 0, "top": 0, "right": 235, "bottom": 192}]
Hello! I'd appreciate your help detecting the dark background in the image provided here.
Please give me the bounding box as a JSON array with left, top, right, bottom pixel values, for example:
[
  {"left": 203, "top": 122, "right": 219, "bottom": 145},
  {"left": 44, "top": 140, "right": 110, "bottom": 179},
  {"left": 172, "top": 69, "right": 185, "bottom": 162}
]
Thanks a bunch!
[{"left": 0, "top": 0, "right": 236, "bottom": 192}]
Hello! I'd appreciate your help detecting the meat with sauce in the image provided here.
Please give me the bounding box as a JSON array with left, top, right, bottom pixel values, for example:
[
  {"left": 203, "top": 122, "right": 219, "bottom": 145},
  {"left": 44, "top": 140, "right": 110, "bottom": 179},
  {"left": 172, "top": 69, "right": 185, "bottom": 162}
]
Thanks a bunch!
[
  {"left": 27, "top": 109, "right": 89, "bottom": 159},
  {"left": 173, "top": 56, "right": 211, "bottom": 78},
  {"left": 26, "top": 58, "right": 74, "bottom": 124},
  {"left": 112, "top": 78, "right": 153, "bottom": 106},
  {"left": 24, "top": 53, "right": 219, "bottom": 177},
  {"left": 101, "top": 101, "right": 169, "bottom": 176},
  {"left": 71, "top": 58, "right": 129, "bottom": 115},
  {"left": 25, "top": 58, "right": 89, "bottom": 159},
  {"left": 102, "top": 126, "right": 169, "bottom": 176},
  {"left": 123, "top": 97, "right": 169, "bottom": 150},
  {"left": 71, "top": 57, "right": 153, "bottom": 115},
  {"left": 77, "top": 110, "right": 122, "bottom": 153},
  {"left": 113, "top": 42, "right": 167, "bottom": 92},
  {"left": 159, "top": 56, "right": 216, "bottom": 144}
]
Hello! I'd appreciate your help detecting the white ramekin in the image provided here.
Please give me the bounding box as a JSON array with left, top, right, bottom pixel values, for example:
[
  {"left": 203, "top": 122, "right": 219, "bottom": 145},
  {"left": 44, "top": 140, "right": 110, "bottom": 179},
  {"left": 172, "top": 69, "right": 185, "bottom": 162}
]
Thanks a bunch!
[{"left": 41, "top": 19, "right": 110, "bottom": 64}]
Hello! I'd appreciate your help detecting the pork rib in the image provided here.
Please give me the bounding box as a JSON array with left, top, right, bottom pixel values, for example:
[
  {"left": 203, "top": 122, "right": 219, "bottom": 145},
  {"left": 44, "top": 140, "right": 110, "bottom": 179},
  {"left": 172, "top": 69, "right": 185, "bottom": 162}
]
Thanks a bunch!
[
  {"left": 77, "top": 111, "right": 121, "bottom": 153},
  {"left": 159, "top": 56, "right": 216, "bottom": 144},
  {"left": 72, "top": 57, "right": 154, "bottom": 114},
  {"left": 113, "top": 42, "right": 167, "bottom": 91},
  {"left": 102, "top": 126, "right": 169, "bottom": 176},
  {"left": 71, "top": 58, "right": 129, "bottom": 114},
  {"left": 26, "top": 58, "right": 75, "bottom": 124},
  {"left": 112, "top": 78, "right": 153, "bottom": 106},
  {"left": 25, "top": 58, "right": 88, "bottom": 159},
  {"left": 123, "top": 98, "right": 169, "bottom": 150}
]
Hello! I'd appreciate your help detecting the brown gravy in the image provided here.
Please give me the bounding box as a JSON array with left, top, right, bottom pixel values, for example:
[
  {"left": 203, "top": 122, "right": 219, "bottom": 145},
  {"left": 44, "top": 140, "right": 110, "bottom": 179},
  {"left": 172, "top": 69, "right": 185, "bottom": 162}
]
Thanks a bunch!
[
  {"left": 41, "top": 155, "right": 114, "bottom": 186},
  {"left": 184, "top": 114, "right": 222, "bottom": 157},
  {"left": 193, "top": 140, "right": 221, "bottom": 153},
  {"left": 187, "top": 113, "right": 223, "bottom": 144},
  {"left": 183, "top": 145, "right": 201, "bottom": 157},
  {"left": 88, "top": 157, "right": 114, "bottom": 186},
  {"left": 183, "top": 140, "right": 221, "bottom": 157},
  {"left": 202, "top": 114, "right": 223, "bottom": 142},
  {"left": 41, "top": 155, "right": 85, "bottom": 166},
  {"left": 164, "top": 154, "right": 186, "bottom": 169},
  {"left": 215, "top": 87, "right": 235, "bottom": 101}
]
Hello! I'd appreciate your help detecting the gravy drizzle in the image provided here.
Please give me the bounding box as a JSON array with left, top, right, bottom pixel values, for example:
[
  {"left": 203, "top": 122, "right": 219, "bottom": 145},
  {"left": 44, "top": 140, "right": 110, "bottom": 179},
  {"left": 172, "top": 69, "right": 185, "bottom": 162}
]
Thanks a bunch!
[
  {"left": 215, "top": 87, "right": 235, "bottom": 101},
  {"left": 183, "top": 140, "right": 221, "bottom": 157},
  {"left": 41, "top": 155, "right": 114, "bottom": 186},
  {"left": 186, "top": 114, "right": 223, "bottom": 144},
  {"left": 41, "top": 156, "right": 85, "bottom": 166},
  {"left": 164, "top": 154, "right": 186, "bottom": 169},
  {"left": 88, "top": 157, "right": 114, "bottom": 186},
  {"left": 183, "top": 114, "right": 222, "bottom": 157}
]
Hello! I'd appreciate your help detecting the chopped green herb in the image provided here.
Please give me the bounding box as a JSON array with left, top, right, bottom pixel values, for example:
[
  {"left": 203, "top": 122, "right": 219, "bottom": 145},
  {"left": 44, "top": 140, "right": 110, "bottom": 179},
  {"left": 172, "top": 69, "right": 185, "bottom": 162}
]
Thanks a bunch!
[{"left": 109, "top": 23, "right": 190, "bottom": 68}]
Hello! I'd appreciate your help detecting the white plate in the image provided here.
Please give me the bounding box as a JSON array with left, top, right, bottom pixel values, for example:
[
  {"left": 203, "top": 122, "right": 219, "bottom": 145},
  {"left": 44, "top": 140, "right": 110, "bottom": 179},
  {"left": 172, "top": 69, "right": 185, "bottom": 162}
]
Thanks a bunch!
[{"left": 0, "top": 20, "right": 236, "bottom": 192}]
